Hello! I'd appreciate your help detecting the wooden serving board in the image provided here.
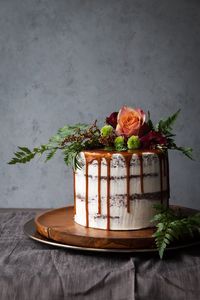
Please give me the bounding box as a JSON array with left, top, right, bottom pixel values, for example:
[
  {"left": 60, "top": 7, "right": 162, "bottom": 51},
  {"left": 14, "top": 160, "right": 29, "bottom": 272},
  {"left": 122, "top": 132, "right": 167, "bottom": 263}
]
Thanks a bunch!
[{"left": 35, "top": 205, "right": 199, "bottom": 250}]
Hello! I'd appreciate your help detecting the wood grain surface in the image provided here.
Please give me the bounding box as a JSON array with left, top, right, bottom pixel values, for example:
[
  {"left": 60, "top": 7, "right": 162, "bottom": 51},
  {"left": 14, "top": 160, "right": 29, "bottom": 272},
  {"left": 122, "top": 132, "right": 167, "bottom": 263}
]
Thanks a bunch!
[{"left": 35, "top": 205, "right": 199, "bottom": 250}]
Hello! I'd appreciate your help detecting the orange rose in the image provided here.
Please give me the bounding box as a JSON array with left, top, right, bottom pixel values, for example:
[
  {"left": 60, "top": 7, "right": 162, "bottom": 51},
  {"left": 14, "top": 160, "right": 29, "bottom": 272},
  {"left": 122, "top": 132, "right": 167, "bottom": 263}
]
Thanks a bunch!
[{"left": 116, "top": 106, "right": 146, "bottom": 137}]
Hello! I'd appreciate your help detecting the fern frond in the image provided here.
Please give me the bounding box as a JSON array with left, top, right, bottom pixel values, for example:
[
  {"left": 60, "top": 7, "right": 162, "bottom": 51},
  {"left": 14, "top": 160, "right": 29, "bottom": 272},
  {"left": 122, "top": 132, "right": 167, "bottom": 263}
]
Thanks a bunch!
[
  {"left": 8, "top": 145, "right": 48, "bottom": 165},
  {"left": 45, "top": 149, "right": 57, "bottom": 162},
  {"left": 152, "top": 204, "right": 200, "bottom": 259},
  {"left": 156, "top": 109, "right": 181, "bottom": 135},
  {"left": 8, "top": 123, "right": 99, "bottom": 168},
  {"left": 174, "top": 146, "right": 193, "bottom": 160},
  {"left": 8, "top": 147, "right": 36, "bottom": 164}
]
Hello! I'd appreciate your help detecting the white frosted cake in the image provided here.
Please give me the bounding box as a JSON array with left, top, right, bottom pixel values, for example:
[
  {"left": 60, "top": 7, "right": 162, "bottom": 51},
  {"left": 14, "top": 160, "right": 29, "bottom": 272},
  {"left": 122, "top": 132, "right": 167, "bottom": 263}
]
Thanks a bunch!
[
  {"left": 74, "top": 149, "right": 169, "bottom": 230},
  {"left": 9, "top": 103, "right": 191, "bottom": 239}
]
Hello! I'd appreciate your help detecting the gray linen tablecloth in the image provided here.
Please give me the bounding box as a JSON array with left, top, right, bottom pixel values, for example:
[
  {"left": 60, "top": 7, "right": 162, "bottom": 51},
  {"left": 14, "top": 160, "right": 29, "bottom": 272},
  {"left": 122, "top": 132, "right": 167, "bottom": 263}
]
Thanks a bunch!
[{"left": 0, "top": 209, "right": 200, "bottom": 300}]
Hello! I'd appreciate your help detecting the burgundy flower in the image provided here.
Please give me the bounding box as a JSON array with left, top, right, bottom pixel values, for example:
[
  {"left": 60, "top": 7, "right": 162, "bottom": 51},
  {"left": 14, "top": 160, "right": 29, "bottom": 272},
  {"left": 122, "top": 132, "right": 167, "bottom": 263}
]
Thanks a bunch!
[
  {"left": 106, "top": 111, "right": 118, "bottom": 128},
  {"left": 140, "top": 131, "right": 167, "bottom": 149},
  {"left": 138, "top": 122, "right": 151, "bottom": 137}
]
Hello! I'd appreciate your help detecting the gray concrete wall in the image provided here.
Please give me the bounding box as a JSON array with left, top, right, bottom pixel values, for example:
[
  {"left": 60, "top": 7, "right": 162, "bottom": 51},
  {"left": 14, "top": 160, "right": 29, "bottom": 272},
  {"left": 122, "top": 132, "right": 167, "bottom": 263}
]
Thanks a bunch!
[{"left": 1, "top": 0, "right": 200, "bottom": 208}]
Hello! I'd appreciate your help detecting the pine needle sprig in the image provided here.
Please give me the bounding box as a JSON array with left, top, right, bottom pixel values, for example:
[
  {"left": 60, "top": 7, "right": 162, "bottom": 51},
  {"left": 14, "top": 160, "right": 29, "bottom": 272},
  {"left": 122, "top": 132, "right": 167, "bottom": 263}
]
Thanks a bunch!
[{"left": 152, "top": 204, "right": 200, "bottom": 259}]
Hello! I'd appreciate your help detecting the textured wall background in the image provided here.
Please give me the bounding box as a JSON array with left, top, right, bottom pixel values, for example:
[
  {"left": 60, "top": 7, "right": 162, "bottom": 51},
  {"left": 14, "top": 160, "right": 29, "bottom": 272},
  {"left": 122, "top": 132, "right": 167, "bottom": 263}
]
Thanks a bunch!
[{"left": 1, "top": 0, "right": 200, "bottom": 208}]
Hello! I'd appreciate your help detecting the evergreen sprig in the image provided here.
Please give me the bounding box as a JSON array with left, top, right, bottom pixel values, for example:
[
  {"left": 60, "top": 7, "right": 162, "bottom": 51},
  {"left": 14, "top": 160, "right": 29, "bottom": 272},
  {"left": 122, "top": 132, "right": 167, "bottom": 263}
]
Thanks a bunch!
[{"left": 152, "top": 204, "right": 200, "bottom": 259}]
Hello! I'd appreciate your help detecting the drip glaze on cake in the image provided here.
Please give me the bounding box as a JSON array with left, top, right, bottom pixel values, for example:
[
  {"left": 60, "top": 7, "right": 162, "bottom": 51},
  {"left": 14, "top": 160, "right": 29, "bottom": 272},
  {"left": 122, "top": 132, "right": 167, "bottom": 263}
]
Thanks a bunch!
[{"left": 74, "top": 149, "right": 169, "bottom": 230}]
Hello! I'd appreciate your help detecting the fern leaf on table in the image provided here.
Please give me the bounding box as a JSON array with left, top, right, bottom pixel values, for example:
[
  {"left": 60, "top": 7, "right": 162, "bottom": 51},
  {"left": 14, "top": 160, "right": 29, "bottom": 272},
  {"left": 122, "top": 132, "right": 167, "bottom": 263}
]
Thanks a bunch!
[{"left": 152, "top": 205, "right": 200, "bottom": 259}]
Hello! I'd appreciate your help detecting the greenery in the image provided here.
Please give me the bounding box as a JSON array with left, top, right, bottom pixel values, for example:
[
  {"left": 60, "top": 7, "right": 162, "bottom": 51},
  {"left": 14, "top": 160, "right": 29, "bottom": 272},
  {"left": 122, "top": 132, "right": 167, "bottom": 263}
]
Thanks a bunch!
[
  {"left": 151, "top": 204, "right": 200, "bottom": 259},
  {"left": 8, "top": 108, "right": 193, "bottom": 168},
  {"left": 154, "top": 109, "right": 193, "bottom": 159},
  {"left": 101, "top": 125, "right": 113, "bottom": 137},
  {"left": 8, "top": 145, "right": 48, "bottom": 165},
  {"left": 8, "top": 122, "right": 101, "bottom": 170},
  {"left": 155, "top": 109, "right": 181, "bottom": 135},
  {"left": 127, "top": 135, "right": 140, "bottom": 150},
  {"left": 114, "top": 136, "right": 126, "bottom": 151}
]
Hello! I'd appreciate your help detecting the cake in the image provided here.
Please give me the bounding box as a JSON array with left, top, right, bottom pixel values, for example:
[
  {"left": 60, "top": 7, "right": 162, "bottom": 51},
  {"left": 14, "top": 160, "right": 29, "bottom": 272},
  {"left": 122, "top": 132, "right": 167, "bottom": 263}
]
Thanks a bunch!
[
  {"left": 74, "top": 149, "right": 169, "bottom": 230},
  {"left": 9, "top": 105, "right": 192, "bottom": 232}
]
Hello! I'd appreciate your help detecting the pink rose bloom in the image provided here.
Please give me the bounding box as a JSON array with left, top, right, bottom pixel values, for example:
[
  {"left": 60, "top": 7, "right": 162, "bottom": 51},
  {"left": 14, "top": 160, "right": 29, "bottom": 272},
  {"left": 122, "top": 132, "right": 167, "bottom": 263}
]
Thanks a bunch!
[{"left": 116, "top": 106, "right": 146, "bottom": 137}]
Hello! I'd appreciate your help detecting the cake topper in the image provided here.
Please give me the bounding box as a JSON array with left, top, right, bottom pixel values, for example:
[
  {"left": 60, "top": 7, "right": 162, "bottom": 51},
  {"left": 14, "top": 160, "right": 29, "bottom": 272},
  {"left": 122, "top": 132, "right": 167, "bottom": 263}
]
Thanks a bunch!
[{"left": 8, "top": 106, "right": 193, "bottom": 169}]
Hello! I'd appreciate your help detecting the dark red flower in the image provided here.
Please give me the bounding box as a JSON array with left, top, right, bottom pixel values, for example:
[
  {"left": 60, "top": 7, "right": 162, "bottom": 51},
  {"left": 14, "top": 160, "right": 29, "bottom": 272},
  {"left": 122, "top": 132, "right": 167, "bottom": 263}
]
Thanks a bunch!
[
  {"left": 106, "top": 111, "right": 118, "bottom": 128},
  {"left": 140, "top": 131, "right": 167, "bottom": 149},
  {"left": 138, "top": 122, "right": 151, "bottom": 137}
]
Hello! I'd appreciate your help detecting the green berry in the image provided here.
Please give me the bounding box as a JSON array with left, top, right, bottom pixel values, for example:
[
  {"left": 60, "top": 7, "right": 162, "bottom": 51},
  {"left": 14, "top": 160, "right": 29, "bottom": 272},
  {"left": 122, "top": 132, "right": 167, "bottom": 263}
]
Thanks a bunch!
[
  {"left": 127, "top": 135, "right": 140, "bottom": 150},
  {"left": 114, "top": 136, "right": 125, "bottom": 151},
  {"left": 101, "top": 125, "right": 113, "bottom": 137}
]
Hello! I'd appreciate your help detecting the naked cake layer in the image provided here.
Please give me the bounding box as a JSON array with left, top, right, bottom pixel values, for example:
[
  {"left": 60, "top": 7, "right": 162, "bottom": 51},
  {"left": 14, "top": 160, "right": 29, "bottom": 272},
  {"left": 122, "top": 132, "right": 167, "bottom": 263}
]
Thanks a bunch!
[{"left": 74, "top": 149, "right": 169, "bottom": 230}]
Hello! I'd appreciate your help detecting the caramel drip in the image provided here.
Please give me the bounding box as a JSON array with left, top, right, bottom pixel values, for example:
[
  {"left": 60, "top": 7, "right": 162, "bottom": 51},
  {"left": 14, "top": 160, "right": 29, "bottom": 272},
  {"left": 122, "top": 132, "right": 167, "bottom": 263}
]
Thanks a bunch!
[
  {"left": 85, "top": 160, "right": 89, "bottom": 227},
  {"left": 122, "top": 154, "right": 132, "bottom": 213},
  {"left": 158, "top": 154, "right": 163, "bottom": 204},
  {"left": 84, "top": 153, "right": 99, "bottom": 227},
  {"left": 73, "top": 171, "right": 76, "bottom": 215},
  {"left": 83, "top": 148, "right": 163, "bottom": 158},
  {"left": 82, "top": 149, "right": 167, "bottom": 228},
  {"left": 105, "top": 157, "right": 111, "bottom": 230},
  {"left": 138, "top": 154, "right": 144, "bottom": 193},
  {"left": 97, "top": 158, "right": 102, "bottom": 214}
]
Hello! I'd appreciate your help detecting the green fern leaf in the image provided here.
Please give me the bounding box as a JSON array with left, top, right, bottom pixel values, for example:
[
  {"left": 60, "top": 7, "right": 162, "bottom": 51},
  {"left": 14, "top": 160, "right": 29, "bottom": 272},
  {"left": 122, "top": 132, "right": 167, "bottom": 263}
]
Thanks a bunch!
[
  {"left": 18, "top": 147, "right": 32, "bottom": 154},
  {"left": 152, "top": 204, "right": 200, "bottom": 259},
  {"left": 175, "top": 146, "right": 193, "bottom": 160},
  {"left": 156, "top": 109, "right": 181, "bottom": 135},
  {"left": 45, "top": 149, "right": 57, "bottom": 162}
]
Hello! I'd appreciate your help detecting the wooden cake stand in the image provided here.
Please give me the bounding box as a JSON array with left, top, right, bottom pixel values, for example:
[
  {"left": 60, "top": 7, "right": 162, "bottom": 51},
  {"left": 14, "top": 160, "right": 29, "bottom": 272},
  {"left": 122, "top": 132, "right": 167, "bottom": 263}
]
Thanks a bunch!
[{"left": 31, "top": 205, "right": 200, "bottom": 252}]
